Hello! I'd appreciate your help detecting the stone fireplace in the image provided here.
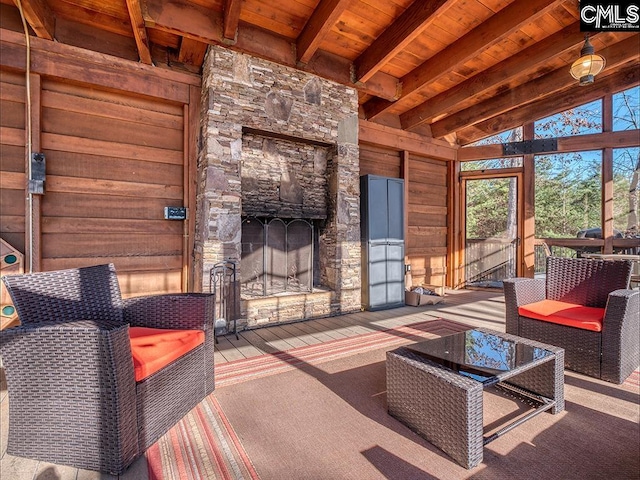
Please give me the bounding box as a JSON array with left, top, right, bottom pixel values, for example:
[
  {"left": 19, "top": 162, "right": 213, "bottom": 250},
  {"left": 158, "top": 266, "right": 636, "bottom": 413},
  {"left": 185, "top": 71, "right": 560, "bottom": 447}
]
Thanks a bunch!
[{"left": 195, "top": 46, "right": 361, "bottom": 331}]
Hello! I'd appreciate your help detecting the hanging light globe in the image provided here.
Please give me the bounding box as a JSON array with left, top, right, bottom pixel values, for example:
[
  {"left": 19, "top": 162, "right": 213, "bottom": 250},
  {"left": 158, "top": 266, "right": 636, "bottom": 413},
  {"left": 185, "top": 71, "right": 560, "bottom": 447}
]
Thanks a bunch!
[{"left": 570, "top": 35, "right": 606, "bottom": 86}]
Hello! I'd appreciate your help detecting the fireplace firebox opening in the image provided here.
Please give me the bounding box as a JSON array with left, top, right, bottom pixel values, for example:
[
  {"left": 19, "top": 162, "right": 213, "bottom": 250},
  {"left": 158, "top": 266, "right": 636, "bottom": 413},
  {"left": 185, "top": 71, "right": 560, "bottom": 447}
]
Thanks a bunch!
[{"left": 240, "top": 217, "right": 321, "bottom": 298}]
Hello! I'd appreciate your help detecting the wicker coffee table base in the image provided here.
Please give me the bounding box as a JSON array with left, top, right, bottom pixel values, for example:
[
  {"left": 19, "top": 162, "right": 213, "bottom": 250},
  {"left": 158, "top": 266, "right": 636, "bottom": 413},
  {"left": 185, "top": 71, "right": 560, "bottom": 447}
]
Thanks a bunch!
[{"left": 386, "top": 328, "right": 564, "bottom": 469}]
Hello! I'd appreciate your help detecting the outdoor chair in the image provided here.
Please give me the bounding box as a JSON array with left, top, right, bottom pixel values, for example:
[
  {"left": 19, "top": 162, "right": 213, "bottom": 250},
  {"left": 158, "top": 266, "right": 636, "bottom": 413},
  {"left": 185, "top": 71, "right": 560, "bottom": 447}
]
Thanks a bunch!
[
  {"left": 0, "top": 263, "right": 215, "bottom": 474},
  {"left": 503, "top": 256, "right": 638, "bottom": 384}
]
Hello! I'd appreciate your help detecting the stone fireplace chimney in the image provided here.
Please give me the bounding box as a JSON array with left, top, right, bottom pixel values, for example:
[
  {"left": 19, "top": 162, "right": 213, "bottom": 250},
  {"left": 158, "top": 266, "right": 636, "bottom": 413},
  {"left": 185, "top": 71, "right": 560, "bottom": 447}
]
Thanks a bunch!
[{"left": 195, "top": 46, "right": 361, "bottom": 330}]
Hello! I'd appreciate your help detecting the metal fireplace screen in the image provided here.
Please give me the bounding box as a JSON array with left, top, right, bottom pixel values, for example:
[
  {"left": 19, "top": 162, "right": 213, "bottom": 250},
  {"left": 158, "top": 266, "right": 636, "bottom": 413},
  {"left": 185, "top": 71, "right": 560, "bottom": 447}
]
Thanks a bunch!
[{"left": 241, "top": 217, "right": 313, "bottom": 296}]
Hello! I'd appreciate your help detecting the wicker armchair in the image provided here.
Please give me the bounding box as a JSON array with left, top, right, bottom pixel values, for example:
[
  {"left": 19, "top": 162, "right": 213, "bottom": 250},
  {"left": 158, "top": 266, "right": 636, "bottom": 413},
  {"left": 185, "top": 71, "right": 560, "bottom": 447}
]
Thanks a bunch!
[
  {"left": 504, "top": 256, "right": 638, "bottom": 384},
  {"left": 0, "top": 264, "right": 215, "bottom": 474}
]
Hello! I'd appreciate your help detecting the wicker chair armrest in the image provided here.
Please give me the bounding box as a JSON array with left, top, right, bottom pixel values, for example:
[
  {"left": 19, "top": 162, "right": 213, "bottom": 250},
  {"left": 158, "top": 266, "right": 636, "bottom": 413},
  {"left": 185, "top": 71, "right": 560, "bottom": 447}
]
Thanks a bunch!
[
  {"left": 0, "top": 320, "right": 134, "bottom": 369},
  {"left": 503, "top": 278, "right": 546, "bottom": 306},
  {"left": 503, "top": 278, "right": 546, "bottom": 335},
  {"left": 123, "top": 293, "right": 214, "bottom": 331},
  {"left": 601, "top": 289, "right": 640, "bottom": 384},
  {"left": 0, "top": 318, "right": 128, "bottom": 341},
  {"left": 0, "top": 319, "right": 139, "bottom": 473},
  {"left": 602, "top": 289, "right": 639, "bottom": 329}
]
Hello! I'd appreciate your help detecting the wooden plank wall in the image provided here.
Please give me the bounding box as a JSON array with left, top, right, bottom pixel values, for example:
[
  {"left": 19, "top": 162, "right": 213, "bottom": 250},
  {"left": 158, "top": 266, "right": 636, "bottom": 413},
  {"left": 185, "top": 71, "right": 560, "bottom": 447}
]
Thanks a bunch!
[
  {"left": 359, "top": 144, "right": 448, "bottom": 290},
  {"left": 0, "top": 28, "right": 201, "bottom": 297},
  {"left": 0, "top": 70, "right": 26, "bottom": 254},
  {"left": 359, "top": 143, "right": 401, "bottom": 179},
  {"left": 39, "top": 80, "right": 186, "bottom": 295},
  {"left": 407, "top": 153, "right": 448, "bottom": 290}
]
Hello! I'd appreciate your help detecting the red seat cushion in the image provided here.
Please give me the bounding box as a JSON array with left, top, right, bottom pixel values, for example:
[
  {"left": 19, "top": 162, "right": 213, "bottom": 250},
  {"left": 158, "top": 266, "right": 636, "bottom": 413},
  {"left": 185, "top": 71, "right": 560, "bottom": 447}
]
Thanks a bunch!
[
  {"left": 129, "top": 326, "right": 205, "bottom": 382},
  {"left": 518, "top": 299, "right": 605, "bottom": 332}
]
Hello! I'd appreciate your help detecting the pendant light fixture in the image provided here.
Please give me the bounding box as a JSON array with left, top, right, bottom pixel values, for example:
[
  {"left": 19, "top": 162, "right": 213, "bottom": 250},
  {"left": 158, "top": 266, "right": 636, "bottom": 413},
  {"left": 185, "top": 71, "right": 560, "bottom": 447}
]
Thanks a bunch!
[{"left": 570, "top": 34, "right": 606, "bottom": 86}]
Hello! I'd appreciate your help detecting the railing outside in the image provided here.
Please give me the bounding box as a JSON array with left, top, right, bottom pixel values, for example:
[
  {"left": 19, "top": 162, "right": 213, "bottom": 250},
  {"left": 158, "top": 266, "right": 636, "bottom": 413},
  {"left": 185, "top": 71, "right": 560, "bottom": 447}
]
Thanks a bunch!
[
  {"left": 465, "top": 238, "right": 516, "bottom": 287},
  {"left": 534, "top": 244, "right": 578, "bottom": 275}
]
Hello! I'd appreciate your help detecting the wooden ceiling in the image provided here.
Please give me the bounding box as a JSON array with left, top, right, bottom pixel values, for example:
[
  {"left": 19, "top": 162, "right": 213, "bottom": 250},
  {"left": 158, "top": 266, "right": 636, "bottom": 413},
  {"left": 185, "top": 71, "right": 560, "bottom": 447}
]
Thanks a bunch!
[{"left": 2, "top": 0, "right": 638, "bottom": 145}]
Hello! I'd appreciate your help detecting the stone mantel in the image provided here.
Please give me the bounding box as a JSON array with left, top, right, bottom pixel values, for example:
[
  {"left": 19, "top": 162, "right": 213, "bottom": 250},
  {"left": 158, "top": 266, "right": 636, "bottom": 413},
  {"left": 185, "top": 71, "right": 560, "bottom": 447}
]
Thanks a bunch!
[{"left": 195, "top": 45, "right": 362, "bottom": 330}]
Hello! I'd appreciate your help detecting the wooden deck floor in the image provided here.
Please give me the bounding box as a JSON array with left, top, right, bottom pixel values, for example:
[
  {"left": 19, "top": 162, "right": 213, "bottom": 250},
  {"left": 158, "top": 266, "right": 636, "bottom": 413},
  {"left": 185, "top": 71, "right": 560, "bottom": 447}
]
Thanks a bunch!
[
  {"left": 0, "top": 289, "right": 506, "bottom": 480},
  {"left": 213, "top": 288, "right": 505, "bottom": 364}
]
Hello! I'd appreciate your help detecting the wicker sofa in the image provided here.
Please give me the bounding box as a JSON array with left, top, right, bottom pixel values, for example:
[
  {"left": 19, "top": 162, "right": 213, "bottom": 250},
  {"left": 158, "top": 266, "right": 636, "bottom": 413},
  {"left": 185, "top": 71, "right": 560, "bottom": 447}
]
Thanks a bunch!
[
  {"left": 503, "top": 256, "right": 638, "bottom": 384},
  {"left": 0, "top": 263, "right": 215, "bottom": 474}
]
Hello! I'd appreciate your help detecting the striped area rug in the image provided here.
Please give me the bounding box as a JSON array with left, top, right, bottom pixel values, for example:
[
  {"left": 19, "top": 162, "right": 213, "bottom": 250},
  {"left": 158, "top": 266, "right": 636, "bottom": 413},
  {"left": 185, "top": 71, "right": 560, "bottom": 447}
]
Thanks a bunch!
[
  {"left": 215, "top": 317, "right": 469, "bottom": 387},
  {"left": 146, "top": 318, "right": 469, "bottom": 480},
  {"left": 146, "top": 318, "right": 639, "bottom": 479},
  {"left": 146, "top": 394, "right": 260, "bottom": 480}
]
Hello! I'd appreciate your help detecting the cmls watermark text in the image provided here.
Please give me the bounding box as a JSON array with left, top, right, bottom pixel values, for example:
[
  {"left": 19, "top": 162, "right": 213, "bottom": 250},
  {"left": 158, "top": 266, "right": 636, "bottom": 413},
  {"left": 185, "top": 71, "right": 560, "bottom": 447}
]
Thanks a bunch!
[{"left": 580, "top": 1, "right": 640, "bottom": 31}]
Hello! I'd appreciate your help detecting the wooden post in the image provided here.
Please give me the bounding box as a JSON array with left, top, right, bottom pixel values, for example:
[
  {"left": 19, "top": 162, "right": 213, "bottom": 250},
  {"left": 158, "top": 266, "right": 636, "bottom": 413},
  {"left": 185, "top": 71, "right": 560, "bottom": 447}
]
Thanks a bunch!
[
  {"left": 602, "top": 95, "right": 614, "bottom": 254},
  {"left": 523, "top": 122, "right": 535, "bottom": 277},
  {"left": 400, "top": 150, "right": 410, "bottom": 287},
  {"left": 448, "top": 160, "right": 461, "bottom": 288}
]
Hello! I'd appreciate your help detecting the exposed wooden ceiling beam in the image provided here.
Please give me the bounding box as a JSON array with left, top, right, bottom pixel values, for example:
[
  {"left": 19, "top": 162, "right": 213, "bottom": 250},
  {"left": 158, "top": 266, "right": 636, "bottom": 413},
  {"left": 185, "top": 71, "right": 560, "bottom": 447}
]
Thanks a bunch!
[
  {"left": 431, "top": 35, "right": 640, "bottom": 139},
  {"left": 455, "top": 61, "right": 640, "bottom": 145},
  {"left": 222, "top": 0, "right": 242, "bottom": 41},
  {"left": 401, "top": 23, "right": 587, "bottom": 130},
  {"left": 354, "top": 0, "right": 451, "bottom": 83},
  {"left": 178, "top": 37, "right": 208, "bottom": 66},
  {"left": 125, "top": 0, "right": 152, "bottom": 64},
  {"left": 142, "top": 0, "right": 400, "bottom": 100},
  {"left": 13, "top": 0, "right": 55, "bottom": 40},
  {"left": 359, "top": 120, "right": 456, "bottom": 160},
  {"left": 297, "top": 0, "right": 351, "bottom": 64},
  {"left": 363, "top": 0, "right": 563, "bottom": 120}
]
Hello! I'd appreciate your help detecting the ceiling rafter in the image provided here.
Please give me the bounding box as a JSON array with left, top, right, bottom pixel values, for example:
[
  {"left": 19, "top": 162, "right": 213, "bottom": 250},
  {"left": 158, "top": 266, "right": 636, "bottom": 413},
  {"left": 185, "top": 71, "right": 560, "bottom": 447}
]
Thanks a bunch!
[
  {"left": 432, "top": 35, "right": 640, "bottom": 139},
  {"left": 4, "top": 0, "right": 636, "bottom": 148},
  {"left": 142, "top": 0, "right": 400, "bottom": 100},
  {"left": 401, "top": 22, "right": 588, "bottom": 131},
  {"left": 13, "top": 0, "right": 55, "bottom": 40},
  {"left": 297, "top": 0, "right": 352, "bottom": 64},
  {"left": 354, "top": 0, "right": 452, "bottom": 83},
  {"left": 457, "top": 63, "right": 640, "bottom": 145},
  {"left": 178, "top": 37, "right": 208, "bottom": 66},
  {"left": 125, "top": 0, "right": 152, "bottom": 64},
  {"left": 223, "top": 0, "right": 242, "bottom": 41},
  {"left": 362, "top": 0, "right": 564, "bottom": 120}
]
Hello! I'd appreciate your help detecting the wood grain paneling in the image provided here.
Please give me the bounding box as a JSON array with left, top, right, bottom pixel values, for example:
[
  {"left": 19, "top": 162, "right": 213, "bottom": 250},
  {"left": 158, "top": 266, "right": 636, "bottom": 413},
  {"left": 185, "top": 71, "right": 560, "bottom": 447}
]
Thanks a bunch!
[
  {"left": 40, "top": 192, "right": 174, "bottom": 219},
  {"left": 406, "top": 154, "right": 447, "bottom": 289},
  {"left": 0, "top": 68, "right": 25, "bottom": 253},
  {"left": 359, "top": 143, "right": 401, "bottom": 178},
  {"left": 43, "top": 150, "right": 183, "bottom": 184},
  {"left": 37, "top": 80, "right": 188, "bottom": 294}
]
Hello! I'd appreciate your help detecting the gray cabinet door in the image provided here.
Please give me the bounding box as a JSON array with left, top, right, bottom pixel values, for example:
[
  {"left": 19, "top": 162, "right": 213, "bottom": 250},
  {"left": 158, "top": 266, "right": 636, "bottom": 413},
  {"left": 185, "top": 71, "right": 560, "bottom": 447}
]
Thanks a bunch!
[
  {"left": 361, "top": 175, "right": 405, "bottom": 310},
  {"left": 364, "top": 176, "right": 404, "bottom": 242}
]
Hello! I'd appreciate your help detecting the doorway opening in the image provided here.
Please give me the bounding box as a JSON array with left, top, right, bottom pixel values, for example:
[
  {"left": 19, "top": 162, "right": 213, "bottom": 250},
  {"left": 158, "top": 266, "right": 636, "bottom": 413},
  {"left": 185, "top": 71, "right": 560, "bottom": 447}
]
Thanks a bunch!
[{"left": 462, "top": 175, "right": 521, "bottom": 289}]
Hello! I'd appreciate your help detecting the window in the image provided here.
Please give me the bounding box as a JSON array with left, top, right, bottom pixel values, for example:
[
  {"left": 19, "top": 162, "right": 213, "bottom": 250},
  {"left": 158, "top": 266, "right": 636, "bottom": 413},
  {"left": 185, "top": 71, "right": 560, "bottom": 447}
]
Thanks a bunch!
[
  {"left": 461, "top": 157, "right": 523, "bottom": 171},
  {"left": 613, "top": 86, "right": 639, "bottom": 132},
  {"left": 463, "top": 128, "right": 523, "bottom": 171},
  {"left": 534, "top": 151, "right": 602, "bottom": 238},
  {"left": 613, "top": 147, "right": 640, "bottom": 236},
  {"left": 535, "top": 99, "right": 602, "bottom": 138},
  {"left": 467, "top": 127, "right": 522, "bottom": 146}
]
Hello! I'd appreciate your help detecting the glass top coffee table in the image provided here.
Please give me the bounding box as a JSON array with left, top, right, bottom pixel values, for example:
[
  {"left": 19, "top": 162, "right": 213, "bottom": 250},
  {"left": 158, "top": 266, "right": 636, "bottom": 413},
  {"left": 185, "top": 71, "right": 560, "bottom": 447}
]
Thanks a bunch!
[{"left": 386, "top": 328, "right": 565, "bottom": 469}]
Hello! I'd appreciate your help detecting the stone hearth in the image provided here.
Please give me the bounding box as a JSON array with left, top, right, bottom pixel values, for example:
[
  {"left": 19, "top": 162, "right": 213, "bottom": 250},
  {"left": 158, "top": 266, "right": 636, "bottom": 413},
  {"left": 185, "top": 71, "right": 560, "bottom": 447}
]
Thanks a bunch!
[{"left": 195, "top": 46, "right": 361, "bottom": 330}]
